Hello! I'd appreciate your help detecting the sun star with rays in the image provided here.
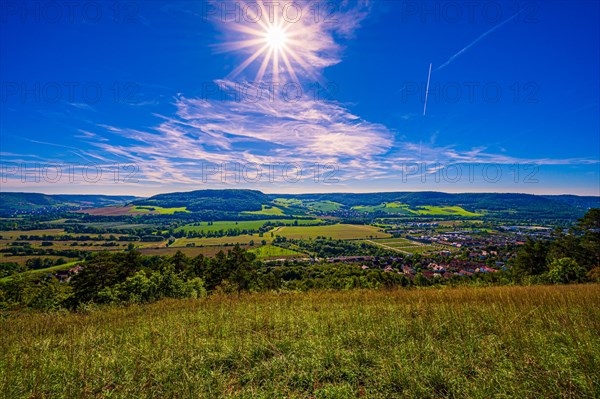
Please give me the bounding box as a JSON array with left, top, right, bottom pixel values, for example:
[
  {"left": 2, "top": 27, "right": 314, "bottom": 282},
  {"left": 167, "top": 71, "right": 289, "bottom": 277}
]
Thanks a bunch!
[
  {"left": 218, "top": 1, "right": 317, "bottom": 84},
  {"left": 265, "top": 25, "right": 288, "bottom": 50}
]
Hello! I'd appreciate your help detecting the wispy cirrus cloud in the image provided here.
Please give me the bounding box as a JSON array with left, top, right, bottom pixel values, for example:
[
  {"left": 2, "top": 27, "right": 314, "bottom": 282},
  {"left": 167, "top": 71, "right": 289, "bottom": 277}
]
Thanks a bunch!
[
  {"left": 174, "top": 83, "right": 393, "bottom": 158},
  {"left": 79, "top": 86, "right": 394, "bottom": 184},
  {"left": 73, "top": 81, "right": 597, "bottom": 187}
]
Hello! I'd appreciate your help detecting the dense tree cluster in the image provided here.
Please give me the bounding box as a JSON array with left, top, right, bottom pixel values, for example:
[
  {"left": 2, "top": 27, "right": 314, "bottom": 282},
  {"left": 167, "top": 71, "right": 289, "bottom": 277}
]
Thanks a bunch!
[
  {"left": 512, "top": 209, "right": 600, "bottom": 283},
  {"left": 0, "top": 245, "right": 514, "bottom": 312},
  {"left": 1, "top": 244, "right": 84, "bottom": 260},
  {"left": 274, "top": 237, "right": 398, "bottom": 258},
  {"left": 134, "top": 189, "right": 269, "bottom": 212}
]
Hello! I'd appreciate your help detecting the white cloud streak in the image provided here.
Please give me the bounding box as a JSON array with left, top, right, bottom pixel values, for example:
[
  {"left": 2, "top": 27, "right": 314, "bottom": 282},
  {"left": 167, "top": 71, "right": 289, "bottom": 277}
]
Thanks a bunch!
[{"left": 435, "top": 9, "right": 524, "bottom": 71}]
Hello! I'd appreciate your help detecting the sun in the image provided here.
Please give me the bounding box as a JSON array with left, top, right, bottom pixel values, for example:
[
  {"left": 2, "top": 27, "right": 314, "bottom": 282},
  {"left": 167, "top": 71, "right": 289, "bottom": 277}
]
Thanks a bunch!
[
  {"left": 217, "top": 1, "right": 315, "bottom": 84},
  {"left": 265, "top": 26, "right": 288, "bottom": 51}
]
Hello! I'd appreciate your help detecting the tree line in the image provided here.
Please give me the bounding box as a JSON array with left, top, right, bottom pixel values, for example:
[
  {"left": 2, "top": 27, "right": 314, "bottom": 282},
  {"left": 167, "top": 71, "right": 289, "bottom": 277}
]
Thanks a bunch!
[{"left": 511, "top": 209, "right": 599, "bottom": 283}]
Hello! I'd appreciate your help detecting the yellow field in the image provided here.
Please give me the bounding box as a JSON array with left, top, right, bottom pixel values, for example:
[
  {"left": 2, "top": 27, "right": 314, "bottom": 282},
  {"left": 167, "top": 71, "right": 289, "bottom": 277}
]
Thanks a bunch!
[
  {"left": 172, "top": 235, "right": 270, "bottom": 247},
  {"left": 274, "top": 224, "right": 391, "bottom": 240},
  {"left": 138, "top": 246, "right": 231, "bottom": 258},
  {"left": 0, "top": 229, "right": 66, "bottom": 240}
]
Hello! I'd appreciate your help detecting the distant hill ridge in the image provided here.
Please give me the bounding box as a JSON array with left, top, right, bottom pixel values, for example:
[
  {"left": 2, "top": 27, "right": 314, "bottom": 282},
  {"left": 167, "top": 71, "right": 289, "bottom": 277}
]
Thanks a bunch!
[
  {"left": 136, "top": 189, "right": 599, "bottom": 219},
  {"left": 1, "top": 190, "right": 598, "bottom": 219},
  {"left": 0, "top": 192, "right": 139, "bottom": 215},
  {"left": 270, "top": 191, "right": 600, "bottom": 209},
  {"left": 133, "top": 189, "right": 269, "bottom": 212}
]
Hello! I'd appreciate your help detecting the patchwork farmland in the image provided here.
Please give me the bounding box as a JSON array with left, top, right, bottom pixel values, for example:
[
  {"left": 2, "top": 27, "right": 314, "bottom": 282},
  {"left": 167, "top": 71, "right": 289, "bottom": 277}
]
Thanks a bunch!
[{"left": 365, "top": 237, "right": 453, "bottom": 255}]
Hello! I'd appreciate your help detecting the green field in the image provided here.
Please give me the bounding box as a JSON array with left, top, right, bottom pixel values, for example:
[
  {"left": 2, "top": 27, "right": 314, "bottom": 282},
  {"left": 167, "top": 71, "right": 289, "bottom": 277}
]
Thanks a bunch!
[
  {"left": 353, "top": 202, "right": 413, "bottom": 214},
  {"left": 130, "top": 205, "right": 189, "bottom": 214},
  {"left": 412, "top": 206, "right": 482, "bottom": 217},
  {"left": 0, "top": 261, "right": 82, "bottom": 283},
  {"left": 273, "top": 198, "right": 343, "bottom": 213},
  {"left": 249, "top": 245, "right": 304, "bottom": 259},
  {"left": 2, "top": 285, "right": 598, "bottom": 398},
  {"left": 274, "top": 224, "right": 391, "bottom": 240},
  {"left": 273, "top": 198, "right": 304, "bottom": 207},
  {"left": 305, "top": 200, "right": 343, "bottom": 212},
  {"left": 352, "top": 203, "right": 482, "bottom": 217},
  {"left": 177, "top": 219, "right": 324, "bottom": 233},
  {"left": 243, "top": 205, "right": 285, "bottom": 216},
  {"left": 366, "top": 238, "right": 450, "bottom": 254},
  {"left": 81, "top": 222, "right": 155, "bottom": 230},
  {"left": 0, "top": 261, "right": 81, "bottom": 283}
]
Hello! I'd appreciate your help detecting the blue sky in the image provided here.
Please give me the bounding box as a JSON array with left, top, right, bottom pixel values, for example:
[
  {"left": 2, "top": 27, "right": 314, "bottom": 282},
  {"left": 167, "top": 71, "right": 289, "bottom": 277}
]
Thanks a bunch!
[{"left": 1, "top": 0, "right": 599, "bottom": 196}]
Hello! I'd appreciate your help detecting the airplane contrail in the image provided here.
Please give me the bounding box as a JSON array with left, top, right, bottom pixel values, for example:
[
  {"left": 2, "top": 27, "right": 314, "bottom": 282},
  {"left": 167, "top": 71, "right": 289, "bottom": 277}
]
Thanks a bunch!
[
  {"left": 435, "top": 9, "right": 524, "bottom": 71},
  {"left": 423, "top": 62, "right": 432, "bottom": 116}
]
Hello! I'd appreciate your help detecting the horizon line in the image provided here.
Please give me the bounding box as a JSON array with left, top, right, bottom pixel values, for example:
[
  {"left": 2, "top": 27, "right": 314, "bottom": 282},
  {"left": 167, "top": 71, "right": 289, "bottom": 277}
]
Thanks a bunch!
[{"left": 2, "top": 188, "right": 599, "bottom": 198}]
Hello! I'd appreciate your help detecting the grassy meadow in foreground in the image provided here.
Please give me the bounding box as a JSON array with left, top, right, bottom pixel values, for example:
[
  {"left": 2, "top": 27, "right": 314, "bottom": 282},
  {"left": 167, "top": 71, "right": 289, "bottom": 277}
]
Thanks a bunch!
[{"left": 1, "top": 285, "right": 599, "bottom": 398}]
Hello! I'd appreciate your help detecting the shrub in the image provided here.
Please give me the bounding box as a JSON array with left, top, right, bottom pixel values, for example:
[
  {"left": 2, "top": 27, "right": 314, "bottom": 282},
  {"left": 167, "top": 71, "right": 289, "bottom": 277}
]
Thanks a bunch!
[
  {"left": 27, "top": 278, "right": 71, "bottom": 310},
  {"left": 544, "top": 257, "right": 586, "bottom": 284},
  {"left": 587, "top": 267, "right": 600, "bottom": 282},
  {"left": 184, "top": 277, "right": 207, "bottom": 299}
]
